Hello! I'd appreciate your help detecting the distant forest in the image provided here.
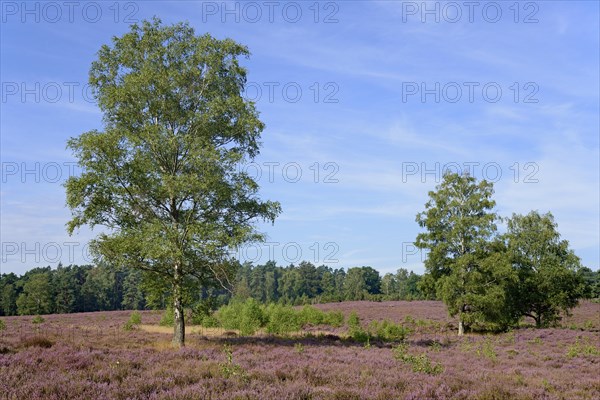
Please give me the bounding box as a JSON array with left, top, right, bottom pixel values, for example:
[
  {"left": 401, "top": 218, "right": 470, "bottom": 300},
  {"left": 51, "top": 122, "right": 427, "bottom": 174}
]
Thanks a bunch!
[{"left": 1, "top": 262, "right": 599, "bottom": 316}]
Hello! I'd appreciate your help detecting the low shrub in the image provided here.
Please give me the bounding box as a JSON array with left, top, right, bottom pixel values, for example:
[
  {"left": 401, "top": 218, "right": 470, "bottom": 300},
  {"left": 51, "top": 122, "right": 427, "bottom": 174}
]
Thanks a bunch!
[
  {"left": 123, "top": 311, "right": 142, "bottom": 331},
  {"left": 218, "top": 298, "right": 267, "bottom": 335},
  {"left": 217, "top": 301, "right": 244, "bottom": 331},
  {"left": 191, "top": 298, "right": 219, "bottom": 325},
  {"left": 476, "top": 337, "right": 498, "bottom": 361},
  {"left": 347, "top": 314, "right": 409, "bottom": 343},
  {"left": 239, "top": 298, "right": 266, "bottom": 336},
  {"left": 347, "top": 311, "right": 360, "bottom": 330},
  {"left": 0, "top": 319, "right": 5, "bottom": 331},
  {"left": 266, "top": 304, "right": 301, "bottom": 335},
  {"left": 323, "top": 311, "right": 344, "bottom": 327},
  {"left": 159, "top": 308, "right": 174, "bottom": 327},
  {"left": 566, "top": 337, "right": 600, "bottom": 358},
  {"left": 369, "top": 319, "right": 410, "bottom": 342},
  {"left": 129, "top": 311, "right": 142, "bottom": 325},
  {"left": 298, "top": 305, "right": 325, "bottom": 326},
  {"left": 347, "top": 312, "right": 371, "bottom": 343},
  {"left": 200, "top": 315, "right": 220, "bottom": 328},
  {"left": 393, "top": 343, "right": 443, "bottom": 375},
  {"left": 32, "top": 315, "right": 45, "bottom": 324},
  {"left": 220, "top": 345, "right": 248, "bottom": 381}
]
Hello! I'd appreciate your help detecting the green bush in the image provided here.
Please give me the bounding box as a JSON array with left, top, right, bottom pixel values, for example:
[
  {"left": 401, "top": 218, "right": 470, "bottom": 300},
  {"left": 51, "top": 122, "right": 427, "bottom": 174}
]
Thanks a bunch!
[
  {"left": 346, "top": 311, "right": 371, "bottom": 343},
  {"left": 159, "top": 308, "right": 174, "bottom": 327},
  {"left": 266, "top": 304, "right": 301, "bottom": 335},
  {"left": 566, "top": 337, "right": 600, "bottom": 357},
  {"left": 323, "top": 311, "right": 344, "bottom": 327},
  {"left": 129, "top": 311, "right": 142, "bottom": 325},
  {"left": 218, "top": 301, "right": 244, "bottom": 330},
  {"left": 0, "top": 319, "right": 5, "bottom": 331},
  {"left": 123, "top": 311, "right": 142, "bottom": 331},
  {"left": 239, "top": 298, "right": 266, "bottom": 336},
  {"left": 347, "top": 311, "right": 360, "bottom": 330},
  {"left": 123, "top": 320, "right": 134, "bottom": 331},
  {"left": 217, "top": 298, "right": 267, "bottom": 335},
  {"left": 369, "top": 319, "right": 410, "bottom": 342},
  {"left": 393, "top": 343, "right": 444, "bottom": 375},
  {"left": 351, "top": 327, "right": 371, "bottom": 343},
  {"left": 32, "top": 315, "right": 45, "bottom": 324},
  {"left": 200, "top": 315, "right": 220, "bottom": 328},
  {"left": 298, "top": 305, "right": 324, "bottom": 326},
  {"left": 191, "top": 298, "right": 219, "bottom": 325}
]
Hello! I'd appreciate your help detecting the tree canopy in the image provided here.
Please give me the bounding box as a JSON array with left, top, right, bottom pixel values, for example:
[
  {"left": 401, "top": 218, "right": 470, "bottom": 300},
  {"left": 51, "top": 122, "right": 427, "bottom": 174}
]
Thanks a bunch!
[
  {"left": 415, "top": 172, "right": 587, "bottom": 334},
  {"left": 65, "top": 18, "right": 280, "bottom": 346},
  {"left": 505, "top": 211, "right": 584, "bottom": 327}
]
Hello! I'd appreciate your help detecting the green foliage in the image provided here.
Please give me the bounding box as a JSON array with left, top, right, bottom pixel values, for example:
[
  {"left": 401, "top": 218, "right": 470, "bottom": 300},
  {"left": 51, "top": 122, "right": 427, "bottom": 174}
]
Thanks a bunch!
[
  {"left": 0, "top": 319, "right": 5, "bottom": 331},
  {"left": 294, "top": 342, "right": 305, "bottom": 354},
  {"left": 322, "top": 310, "right": 345, "bottom": 327},
  {"left": 392, "top": 343, "right": 444, "bottom": 375},
  {"left": 191, "top": 298, "right": 219, "bottom": 325},
  {"left": 348, "top": 311, "right": 360, "bottom": 330},
  {"left": 239, "top": 299, "right": 266, "bottom": 336},
  {"left": 200, "top": 315, "right": 220, "bottom": 328},
  {"left": 265, "top": 304, "right": 301, "bottom": 335},
  {"left": 344, "top": 267, "right": 381, "bottom": 300},
  {"left": 220, "top": 345, "right": 248, "bottom": 381},
  {"left": 64, "top": 18, "right": 281, "bottom": 346},
  {"left": 17, "top": 273, "right": 53, "bottom": 315},
  {"left": 159, "top": 308, "right": 174, "bottom": 327},
  {"left": 505, "top": 211, "right": 584, "bottom": 328},
  {"left": 381, "top": 269, "right": 424, "bottom": 300},
  {"left": 217, "top": 298, "right": 266, "bottom": 335},
  {"left": 566, "top": 337, "right": 600, "bottom": 358},
  {"left": 475, "top": 337, "right": 498, "bottom": 361},
  {"left": 1, "top": 282, "right": 18, "bottom": 316},
  {"left": 129, "top": 311, "right": 142, "bottom": 325},
  {"left": 211, "top": 299, "right": 346, "bottom": 336},
  {"left": 346, "top": 312, "right": 371, "bottom": 343},
  {"left": 412, "top": 173, "right": 592, "bottom": 334},
  {"left": 124, "top": 311, "right": 142, "bottom": 331},
  {"left": 298, "top": 305, "right": 324, "bottom": 326},
  {"left": 415, "top": 173, "right": 509, "bottom": 334},
  {"left": 31, "top": 315, "right": 45, "bottom": 324},
  {"left": 368, "top": 319, "right": 410, "bottom": 342}
]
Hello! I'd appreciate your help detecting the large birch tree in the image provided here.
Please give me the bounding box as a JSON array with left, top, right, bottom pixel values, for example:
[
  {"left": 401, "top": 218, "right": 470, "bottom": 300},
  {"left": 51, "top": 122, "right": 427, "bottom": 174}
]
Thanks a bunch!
[{"left": 65, "top": 18, "right": 280, "bottom": 346}]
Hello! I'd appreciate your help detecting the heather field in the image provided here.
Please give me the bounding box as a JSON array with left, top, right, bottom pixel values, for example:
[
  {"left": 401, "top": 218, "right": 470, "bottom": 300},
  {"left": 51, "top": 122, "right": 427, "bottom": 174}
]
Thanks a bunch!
[{"left": 1, "top": 301, "right": 599, "bottom": 400}]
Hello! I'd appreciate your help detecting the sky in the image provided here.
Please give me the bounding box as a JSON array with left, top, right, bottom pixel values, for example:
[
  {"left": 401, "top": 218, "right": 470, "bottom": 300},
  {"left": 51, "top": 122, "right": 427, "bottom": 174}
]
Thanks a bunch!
[{"left": 1, "top": 0, "right": 599, "bottom": 276}]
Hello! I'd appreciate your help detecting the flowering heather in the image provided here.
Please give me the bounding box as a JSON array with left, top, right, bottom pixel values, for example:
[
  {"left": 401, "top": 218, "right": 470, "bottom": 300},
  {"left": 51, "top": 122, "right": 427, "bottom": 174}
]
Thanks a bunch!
[{"left": 0, "top": 302, "right": 598, "bottom": 399}]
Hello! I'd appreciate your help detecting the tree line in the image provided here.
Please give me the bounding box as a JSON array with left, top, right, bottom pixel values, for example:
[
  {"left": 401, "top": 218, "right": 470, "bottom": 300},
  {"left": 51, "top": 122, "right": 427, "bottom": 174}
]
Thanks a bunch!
[
  {"left": 1, "top": 261, "right": 598, "bottom": 317},
  {"left": 0, "top": 262, "right": 425, "bottom": 316}
]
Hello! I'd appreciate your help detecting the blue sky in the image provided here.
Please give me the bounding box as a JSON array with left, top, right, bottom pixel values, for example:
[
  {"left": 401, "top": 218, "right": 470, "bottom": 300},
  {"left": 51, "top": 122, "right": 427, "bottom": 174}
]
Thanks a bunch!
[{"left": 1, "top": 1, "right": 599, "bottom": 276}]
